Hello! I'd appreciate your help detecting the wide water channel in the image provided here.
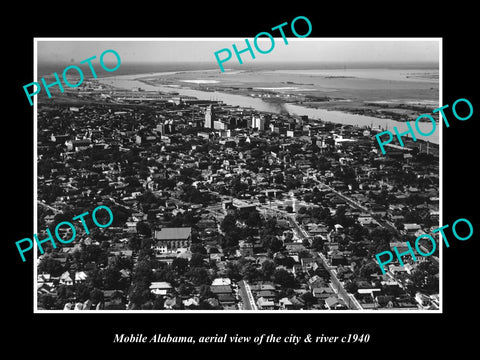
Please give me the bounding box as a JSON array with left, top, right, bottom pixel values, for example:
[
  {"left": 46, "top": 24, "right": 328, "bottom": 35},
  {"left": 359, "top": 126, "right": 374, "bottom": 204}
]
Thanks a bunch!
[{"left": 97, "top": 74, "right": 439, "bottom": 145}]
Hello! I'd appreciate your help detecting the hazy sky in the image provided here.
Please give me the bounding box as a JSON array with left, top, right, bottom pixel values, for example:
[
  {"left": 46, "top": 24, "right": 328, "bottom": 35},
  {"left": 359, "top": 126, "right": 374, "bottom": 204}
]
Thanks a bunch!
[{"left": 36, "top": 38, "right": 440, "bottom": 65}]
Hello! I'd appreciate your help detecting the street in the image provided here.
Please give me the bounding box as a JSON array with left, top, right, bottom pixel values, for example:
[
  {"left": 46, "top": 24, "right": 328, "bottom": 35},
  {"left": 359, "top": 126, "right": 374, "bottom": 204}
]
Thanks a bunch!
[
  {"left": 237, "top": 280, "right": 257, "bottom": 310},
  {"left": 286, "top": 211, "right": 363, "bottom": 309},
  {"left": 37, "top": 200, "right": 62, "bottom": 214}
]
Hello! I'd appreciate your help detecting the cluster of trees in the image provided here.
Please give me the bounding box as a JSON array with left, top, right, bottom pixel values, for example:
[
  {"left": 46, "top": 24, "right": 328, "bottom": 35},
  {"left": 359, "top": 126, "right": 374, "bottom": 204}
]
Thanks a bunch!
[
  {"left": 345, "top": 223, "right": 370, "bottom": 243},
  {"left": 272, "top": 268, "right": 297, "bottom": 288},
  {"left": 302, "top": 187, "right": 326, "bottom": 204},
  {"left": 308, "top": 237, "right": 325, "bottom": 252},
  {"left": 179, "top": 184, "right": 218, "bottom": 205},
  {"left": 261, "top": 235, "right": 284, "bottom": 253},
  {"left": 333, "top": 166, "right": 357, "bottom": 187},
  {"left": 355, "top": 261, "right": 381, "bottom": 279},
  {"left": 127, "top": 239, "right": 221, "bottom": 310},
  {"left": 225, "top": 257, "right": 298, "bottom": 289},
  {"left": 346, "top": 241, "right": 368, "bottom": 258},
  {"left": 412, "top": 152, "right": 436, "bottom": 166},
  {"left": 153, "top": 177, "right": 176, "bottom": 190},
  {"left": 408, "top": 260, "right": 439, "bottom": 294},
  {"left": 369, "top": 190, "right": 398, "bottom": 207},
  {"left": 38, "top": 183, "right": 64, "bottom": 203},
  {"left": 260, "top": 217, "right": 283, "bottom": 237},
  {"left": 38, "top": 283, "right": 106, "bottom": 310},
  {"left": 385, "top": 167, "right": 419, "bottom": 188},
  {"left": 38, "top": 257, "right": 65, "bottom": 277},
  {"left": 37, "top": 249, "right": 133, "bottom": 310},
  {"left": 366, "top": 227, "right": 397, "bottom": 256},
  {"left": 331, "top": 206, "right": 355, "bottom": 228},
  {"left": 297, "top": 204, "right": 331, "bottom": 223},
  {"left": 73, "top": 204, "right": 131, "bottom": 228},
  {"left": 226, "top": 176, "right": 250, "bottom": 197},
  {"left": 402, "top": 208, "right": 436, "bottom": 228},
  {"left": 219, "top": 209, "right": 276, "bottom": 253},
  {"left": 344, "top": 280, "right": 359, "bottom": 294},
  {"left": 284, "top": 174, "right": 302, "bottom": 191},
  {"left": 136, "top": 190, "right": 162, "bottom": 207},
  {"left": 297, "top": 205, "right": 359, "bottom": 245},
  {"left": 87, "top": 255, "right": 133, "bottom": 291},
  {"left": 177, "top": 167, "right": 202, "bottom": 184},
  {"left": 311, "top": 154, "right": 332, "bottom": 172},
  {"left": 166, "top": 210, "right": 201, "bottom": 229},
  {"left": 405, "top": 194, "right": 428, "bottom": 207},
  {"left": 128, "top": 260, "right": 157, "bottom": 309},
  {"left": 219, "top": 214, "right": 242, "bottom": 253},
  {"left": 259, "top": 217, "right": 285, "bottom": 254}
]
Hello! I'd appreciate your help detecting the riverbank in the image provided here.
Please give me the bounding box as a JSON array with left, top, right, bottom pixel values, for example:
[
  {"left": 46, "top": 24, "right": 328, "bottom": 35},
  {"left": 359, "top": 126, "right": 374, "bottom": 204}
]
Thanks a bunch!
[
  {"left": 138, "top": 77, "right": 439, "bottom": 123},
  {"left": 136, "top": 66, "right": 439, "bottom": 122},
  {"left": 96, "top": 73, "right": 440, "bottom": 144}
]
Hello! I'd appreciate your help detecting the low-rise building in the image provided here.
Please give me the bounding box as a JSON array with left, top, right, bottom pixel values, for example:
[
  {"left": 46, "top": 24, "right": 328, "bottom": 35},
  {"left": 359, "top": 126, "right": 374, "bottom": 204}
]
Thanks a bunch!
[{"left": 153, "top": 227, "right": 192, "bottom": 254}]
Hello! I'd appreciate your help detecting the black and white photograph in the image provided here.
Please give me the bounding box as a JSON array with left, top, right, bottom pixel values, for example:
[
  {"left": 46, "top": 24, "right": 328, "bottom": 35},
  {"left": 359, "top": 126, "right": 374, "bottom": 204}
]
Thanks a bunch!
[
  {"left": 33, "top": 38, "right": 442, "bottom": 313},
  {"left": 6, "top": 5, "right": 478, "bottom": 355}
]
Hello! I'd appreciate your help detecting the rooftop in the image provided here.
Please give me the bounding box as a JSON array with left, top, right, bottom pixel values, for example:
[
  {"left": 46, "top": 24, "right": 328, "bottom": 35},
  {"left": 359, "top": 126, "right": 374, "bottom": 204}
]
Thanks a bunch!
[{"left": 154, "top": 227, "right": 192, "bottom": 240}]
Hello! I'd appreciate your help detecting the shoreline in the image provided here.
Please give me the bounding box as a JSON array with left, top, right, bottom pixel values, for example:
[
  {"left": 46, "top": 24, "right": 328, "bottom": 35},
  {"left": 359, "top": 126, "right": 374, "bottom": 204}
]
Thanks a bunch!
[
  {"left": 135, "top": 77, "right": 439, "bottom": 124},
  {"left": 95, "top": 73, "right": 440, "bottom": 145}
]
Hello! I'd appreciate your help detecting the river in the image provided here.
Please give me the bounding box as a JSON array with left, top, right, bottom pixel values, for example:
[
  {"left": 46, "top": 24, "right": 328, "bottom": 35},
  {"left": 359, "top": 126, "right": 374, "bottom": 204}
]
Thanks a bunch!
[{"left": 97, "top": 74, "right": 439, "bottom": 144}]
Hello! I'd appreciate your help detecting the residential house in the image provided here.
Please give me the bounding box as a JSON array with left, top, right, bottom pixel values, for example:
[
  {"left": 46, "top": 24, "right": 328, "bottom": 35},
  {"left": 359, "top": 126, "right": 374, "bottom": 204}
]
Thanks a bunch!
[
  {"left": 125, "top": 221, "right": 137, "bottom": 233},
  {"left": 312, "top": 287, "right": 335, "bottom": 300},
  {"left": 250, "top": 283, "right": 276, "bottom": 292},
  {"left": 292, "top": 264, "right": 304, "bottom": 278},
  {"left": 209, "top": 253, "right": 224, "bottom": 263},
  {"left": 285, "top": 243, "right": 307, "bottom": 254},
  {"left": 300, "top": 257, "right": 316, "bottom": 272},
  {"left": 278, "top": 297, "right": 294, "bottom": 310},
  {"left": 102, "top": 290, "right": 125, "bottom": 310},
  {"left": 59, "top": 271, "right": 87, "bottom": 286},
  {"left": 308, "top": 275, "right": 326, "bottom": 290},
  {"left": 217, "top": 293, "right": 236, "bottom": 306},
  {"left": 183, "top": 296, "right": 200, "bottom": 309},
  {"left": 257, "top": 297, "right": 275, "bottom": 310},
  {"left": 358, "top": 215, "right": 378, "bottom": 228},
  {"left": 356, "top": 288, "right": 382, "bottom": 308},
  {"left": 149, "top": 281, "right": 172, "bottom": 296},
  {"left": 65, "top": 139, "right": 92, "bottom": 151},
  {"left": 256, "top": 289, "right": 276, "bottom": 300},
  {"left": 109, "top": 249, "right": 133, "bottom": 259},
  {"left": 389, "top": 242, "right": 416, "bottom": 264},
  {"left": 210, "top": 284, "right": 233, "bottom": 296},
  {"left": 211, "top": 278, "right": 231, "bottom": 286},
  {"left": 403, "top": 223, "right": 422, "bottom": 235},
  {"left": 389, "top": 264, "right": 413, "bottom": 275},
  {"left": 164, "top": 296, "right": 183, "bottom": 310},
  {"left": 330, "top": 253, "right": 348, "bottom": 267},
  {"left": 375, "top": 295, "right": 395, "bottom": 308},
  {"left": 325, "top": 296, "right": 347, "bottom": 310},
  {"left": 37, "top": 273, "right": 54, "bottom": 287}
]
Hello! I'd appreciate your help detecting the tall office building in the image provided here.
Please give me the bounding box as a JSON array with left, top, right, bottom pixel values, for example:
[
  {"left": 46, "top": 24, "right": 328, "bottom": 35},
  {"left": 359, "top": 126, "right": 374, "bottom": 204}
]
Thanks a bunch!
[
  {"left": 205, "top": 105, "right": 215, "bottom": 129},
  {"left": 251, "top": 115, "right": 265, "bottom": 131},
  {"left": 156, "top": 123, "right": 165, "bottom": 135}
]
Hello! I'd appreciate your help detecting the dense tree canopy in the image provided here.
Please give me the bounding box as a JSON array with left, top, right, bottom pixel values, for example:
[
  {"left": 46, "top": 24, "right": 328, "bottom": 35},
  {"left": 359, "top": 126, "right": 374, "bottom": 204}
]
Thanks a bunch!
[
  {"left": 410, "top": 261, "right": 439, "bottom": 293},
  {"left": 38, "top": 257, "right": 65, "bottom": 277},
  {"left": 261, "top": 260, "right": 276, "bottom": 280},
  {"left": 220, "top": 214, "right": 237, "bottom": 234},
  {"left": 273, "top": 269, "right": 297, "bottom": 288}
]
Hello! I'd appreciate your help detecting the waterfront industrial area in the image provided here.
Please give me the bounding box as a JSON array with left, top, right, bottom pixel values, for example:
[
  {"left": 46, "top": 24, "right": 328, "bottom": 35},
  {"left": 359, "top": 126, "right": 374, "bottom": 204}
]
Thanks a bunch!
[{"left": 35, "top": 76, "right": 440, "bottom": 311}]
